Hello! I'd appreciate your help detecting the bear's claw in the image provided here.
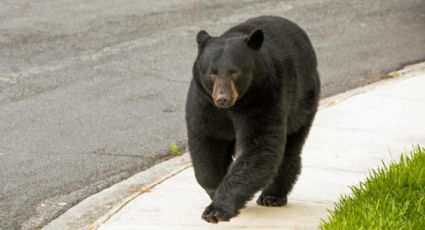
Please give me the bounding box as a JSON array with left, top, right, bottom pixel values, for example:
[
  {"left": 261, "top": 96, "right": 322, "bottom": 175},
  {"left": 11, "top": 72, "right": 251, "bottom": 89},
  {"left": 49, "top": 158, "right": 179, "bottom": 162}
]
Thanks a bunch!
[{"left": 202, "top": 204, "right": 234, "bottom": 223}]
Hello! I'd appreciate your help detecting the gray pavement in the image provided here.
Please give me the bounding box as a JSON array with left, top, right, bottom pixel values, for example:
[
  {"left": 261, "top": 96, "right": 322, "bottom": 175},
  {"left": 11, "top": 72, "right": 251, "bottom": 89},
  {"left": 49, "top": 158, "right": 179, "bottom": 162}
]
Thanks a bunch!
[
  {"left": 97, "top": 65, "right": 425, "bottom": 230},
  {"left": 0, "top": 0, "right": 425, "bottom": 229}
]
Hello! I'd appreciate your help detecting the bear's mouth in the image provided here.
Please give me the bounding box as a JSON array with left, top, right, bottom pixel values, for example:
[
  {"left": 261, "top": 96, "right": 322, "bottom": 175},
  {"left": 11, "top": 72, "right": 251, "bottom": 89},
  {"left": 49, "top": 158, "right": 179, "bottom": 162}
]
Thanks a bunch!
[{"left": 214, "top": 100, "right": 235, "bottom": 109}]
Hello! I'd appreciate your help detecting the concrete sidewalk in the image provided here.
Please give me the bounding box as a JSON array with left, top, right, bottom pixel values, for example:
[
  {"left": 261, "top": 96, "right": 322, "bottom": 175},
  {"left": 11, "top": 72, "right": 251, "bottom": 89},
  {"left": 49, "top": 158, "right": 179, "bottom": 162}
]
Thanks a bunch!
[{"left": 97, "top": 65, "right": 425, "bottom": 230}]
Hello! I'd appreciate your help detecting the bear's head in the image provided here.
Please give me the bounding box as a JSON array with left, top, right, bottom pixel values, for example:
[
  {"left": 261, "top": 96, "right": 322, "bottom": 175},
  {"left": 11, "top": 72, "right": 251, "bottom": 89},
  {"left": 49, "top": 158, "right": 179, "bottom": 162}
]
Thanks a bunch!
[{"left": 194, "top": 29, "right": 264, "bottom": 109}]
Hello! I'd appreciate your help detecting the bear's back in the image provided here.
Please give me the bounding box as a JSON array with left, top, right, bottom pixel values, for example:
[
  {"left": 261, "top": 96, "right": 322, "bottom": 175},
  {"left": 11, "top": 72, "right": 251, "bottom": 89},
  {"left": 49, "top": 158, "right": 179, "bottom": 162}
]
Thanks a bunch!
[{"left": 223, "top": 16, "right": 317, "bottom": 71}]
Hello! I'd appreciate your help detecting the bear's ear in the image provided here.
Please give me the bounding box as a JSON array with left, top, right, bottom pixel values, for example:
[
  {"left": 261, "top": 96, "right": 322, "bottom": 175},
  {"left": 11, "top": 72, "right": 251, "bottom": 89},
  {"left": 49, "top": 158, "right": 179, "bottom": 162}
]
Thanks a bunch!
[
  {"left": 196, "top": 30, "right": 211, "bottom": 48},
  {"left": 246, "top": 29, "right": 264, "bottom": 50}
]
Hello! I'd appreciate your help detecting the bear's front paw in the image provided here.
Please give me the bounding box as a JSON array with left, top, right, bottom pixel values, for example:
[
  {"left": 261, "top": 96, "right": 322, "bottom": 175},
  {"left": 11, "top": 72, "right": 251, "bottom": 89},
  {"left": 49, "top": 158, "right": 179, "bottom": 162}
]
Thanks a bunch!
[
  {"left": 202, "top": 203, "right": 236, "bottom": 223},
  {"left": 256, "top": 194, "right": 287, "bottom": 207}
]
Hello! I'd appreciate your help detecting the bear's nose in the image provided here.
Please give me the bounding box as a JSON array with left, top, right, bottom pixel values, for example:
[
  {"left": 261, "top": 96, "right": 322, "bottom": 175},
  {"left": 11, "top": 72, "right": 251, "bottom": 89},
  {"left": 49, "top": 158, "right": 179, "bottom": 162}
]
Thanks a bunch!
[{"left": 216, "top": 96, "right": 229, "bottom": 106}]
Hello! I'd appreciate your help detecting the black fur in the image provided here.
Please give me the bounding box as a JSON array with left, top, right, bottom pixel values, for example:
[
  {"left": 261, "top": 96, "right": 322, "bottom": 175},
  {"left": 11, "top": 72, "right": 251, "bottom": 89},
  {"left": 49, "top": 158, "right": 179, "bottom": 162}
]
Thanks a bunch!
[{"left": 185, "top": 16, "right": 320, "bottom": 223}]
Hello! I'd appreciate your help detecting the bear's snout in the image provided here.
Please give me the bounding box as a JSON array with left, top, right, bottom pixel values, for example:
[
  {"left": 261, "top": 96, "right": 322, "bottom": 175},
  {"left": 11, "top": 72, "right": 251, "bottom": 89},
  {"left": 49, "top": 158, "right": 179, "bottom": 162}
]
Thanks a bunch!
[{"left": 212, "top": 78, "right": 238, "bottom": 108}]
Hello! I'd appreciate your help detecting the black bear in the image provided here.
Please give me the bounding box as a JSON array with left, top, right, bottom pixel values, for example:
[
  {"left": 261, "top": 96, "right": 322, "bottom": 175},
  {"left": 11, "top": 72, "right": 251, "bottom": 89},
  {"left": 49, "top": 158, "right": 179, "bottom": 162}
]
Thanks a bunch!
[{"left": 185, "top": 16, "right": 320, "bottom": 223}]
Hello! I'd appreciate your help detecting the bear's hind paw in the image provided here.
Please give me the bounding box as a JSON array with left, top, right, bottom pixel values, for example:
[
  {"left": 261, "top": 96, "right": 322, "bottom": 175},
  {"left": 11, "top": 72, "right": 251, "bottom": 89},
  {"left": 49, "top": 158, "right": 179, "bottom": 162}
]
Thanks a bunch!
[{"left": 256, "top": 195, "right": 287, "bottom": 207}]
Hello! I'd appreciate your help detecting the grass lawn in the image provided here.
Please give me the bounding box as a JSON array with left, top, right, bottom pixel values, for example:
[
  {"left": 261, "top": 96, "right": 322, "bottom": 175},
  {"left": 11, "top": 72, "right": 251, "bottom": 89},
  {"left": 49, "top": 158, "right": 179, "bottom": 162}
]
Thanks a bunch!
[{"left": 321, "top": 146, "right": 425, "bottom": 230}]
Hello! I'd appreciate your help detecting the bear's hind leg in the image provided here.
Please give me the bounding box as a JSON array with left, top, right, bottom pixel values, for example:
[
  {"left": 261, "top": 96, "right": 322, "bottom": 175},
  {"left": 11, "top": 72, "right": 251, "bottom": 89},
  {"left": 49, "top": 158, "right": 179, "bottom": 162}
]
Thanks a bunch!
[{"left": 257, "top": 124, "right": 311, "bottom": 207}]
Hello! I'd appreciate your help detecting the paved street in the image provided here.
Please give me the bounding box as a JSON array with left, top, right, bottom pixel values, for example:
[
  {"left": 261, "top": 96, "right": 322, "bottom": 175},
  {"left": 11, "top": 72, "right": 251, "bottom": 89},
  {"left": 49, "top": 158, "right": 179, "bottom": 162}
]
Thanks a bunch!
[{"left": 0, "top": 0, "right": 424, "bottom": 229}]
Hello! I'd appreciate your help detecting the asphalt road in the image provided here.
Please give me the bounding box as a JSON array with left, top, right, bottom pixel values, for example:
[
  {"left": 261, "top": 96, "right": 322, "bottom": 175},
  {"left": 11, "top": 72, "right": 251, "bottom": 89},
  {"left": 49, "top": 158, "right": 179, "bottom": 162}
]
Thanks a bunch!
[{"left": 0, "top": 0, "right": 424, "bottom": 229}]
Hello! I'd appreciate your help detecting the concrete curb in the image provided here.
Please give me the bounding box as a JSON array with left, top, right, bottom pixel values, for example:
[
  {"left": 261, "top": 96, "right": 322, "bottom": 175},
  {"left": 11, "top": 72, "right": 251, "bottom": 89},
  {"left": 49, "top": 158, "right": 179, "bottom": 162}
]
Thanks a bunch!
[
  {"left": 319, "top": 62, "right": 425, "bottom": 109},
  {"left": 42, "top": 61, "right": 425, "bottom": 230},
  {"left": 42, "top": 154, "right": 192, "bottom": 230}
]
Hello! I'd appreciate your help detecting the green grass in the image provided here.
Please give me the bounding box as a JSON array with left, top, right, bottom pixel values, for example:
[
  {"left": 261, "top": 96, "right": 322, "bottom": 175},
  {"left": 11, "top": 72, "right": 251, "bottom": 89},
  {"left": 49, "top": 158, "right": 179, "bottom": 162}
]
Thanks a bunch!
[
  {"left": 321, "top": 146, "right": 425, "bottom": 230},
  {"left": 387, "top": 70, "right": 402, "bottom": 78},
  {"left": 169, "top": 143, "right": 182, "bottom": 156}
]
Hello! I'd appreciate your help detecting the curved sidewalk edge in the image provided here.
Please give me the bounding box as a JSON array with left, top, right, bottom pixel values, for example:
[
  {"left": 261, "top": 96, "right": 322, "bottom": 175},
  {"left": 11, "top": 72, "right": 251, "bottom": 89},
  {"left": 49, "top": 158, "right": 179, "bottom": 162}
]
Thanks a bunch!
[{"left": 42, "top": 154, "right": 191, "bottom": 230}]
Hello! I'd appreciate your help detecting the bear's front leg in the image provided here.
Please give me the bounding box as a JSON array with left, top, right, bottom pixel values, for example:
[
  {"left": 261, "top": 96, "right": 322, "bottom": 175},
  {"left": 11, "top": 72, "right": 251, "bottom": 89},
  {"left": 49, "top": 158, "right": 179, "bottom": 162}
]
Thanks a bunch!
[
  {"left": 188, "top": 132, "right": 235, "bottom": 199},
  {"left": 202, "top": 113, "right": 287, "bottom": 223}
]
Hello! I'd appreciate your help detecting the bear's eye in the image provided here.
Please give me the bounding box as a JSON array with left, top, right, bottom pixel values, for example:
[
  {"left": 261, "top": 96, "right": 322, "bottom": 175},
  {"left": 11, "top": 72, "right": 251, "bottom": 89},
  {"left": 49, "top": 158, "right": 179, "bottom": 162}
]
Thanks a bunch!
[
  {"left": 228, "top": 69, "right": 241, "bottom": 80},
  {"left": 207, "top": 74, "right": 215, "bottom": 81},
  {"left": 206, "top": 69, "right": 218, "bottom": 81},
  {"left": 208, "top": 69, "right": 218, "bottom": 75}
]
